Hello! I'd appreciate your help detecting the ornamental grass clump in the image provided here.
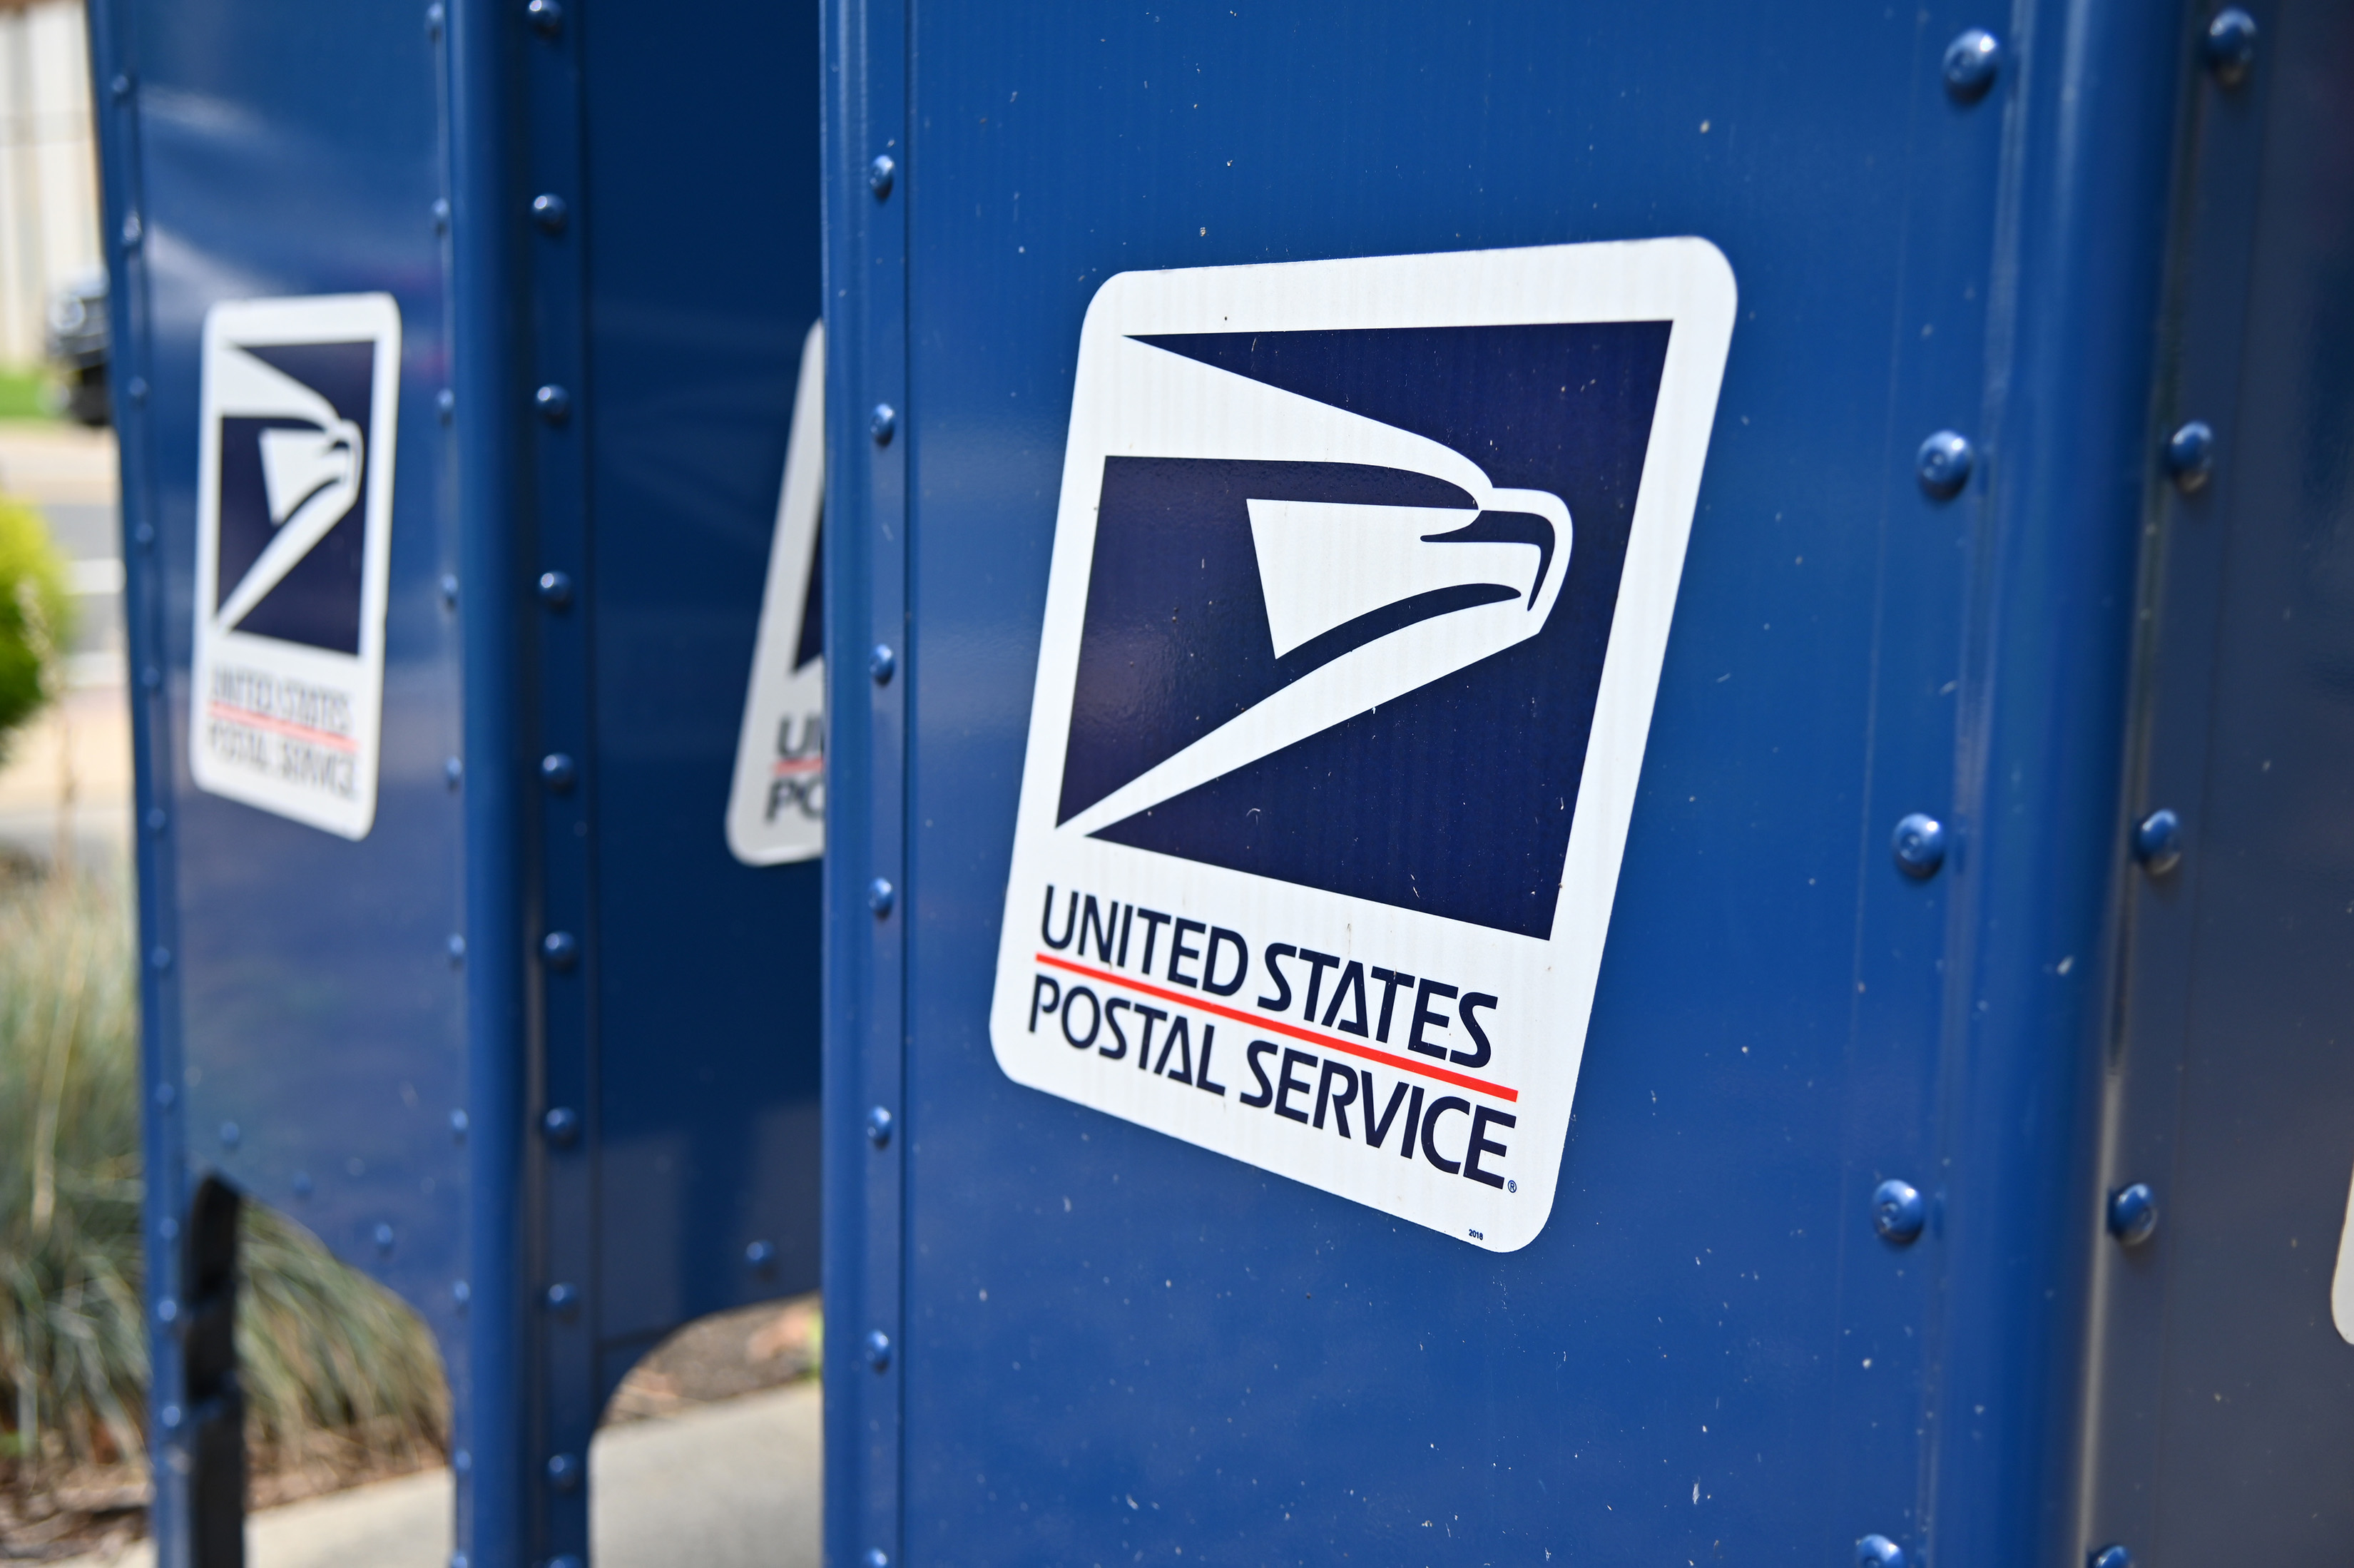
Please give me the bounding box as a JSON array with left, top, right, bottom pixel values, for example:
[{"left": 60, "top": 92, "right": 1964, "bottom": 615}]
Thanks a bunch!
[{"left": 0, "top": 868, "right": 448, "bottom": 1534}]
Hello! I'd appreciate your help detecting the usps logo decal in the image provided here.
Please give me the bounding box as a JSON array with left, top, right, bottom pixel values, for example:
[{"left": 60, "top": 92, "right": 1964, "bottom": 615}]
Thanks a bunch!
[
  {"left": 989, "top": 240, "right": 1736, "bottom": 1251},
  {"left": 190, "top": 294, "right": 401, "bottom": 840},
  {"left": 726, "top": 320, "right": 826, "bottom": 865}
]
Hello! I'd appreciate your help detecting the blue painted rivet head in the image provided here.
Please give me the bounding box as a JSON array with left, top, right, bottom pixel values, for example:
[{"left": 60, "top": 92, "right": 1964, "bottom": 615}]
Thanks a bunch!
[
  {"left": 1891, "top": 813, "right": 1947, "bottom": 878},
  {"left": 156, "top": 1297, "right": 180, "bottom": 1325},
  {"left": 2203, "top": 9, "right": 2258, "bottom": 88},
  {"left": 546, "top": 1452, "right": 582, "bottom": 1490},
  {"left": 543, "top": 1106, "right": 581, "bottom": 1145},
  {"left": 1857, "top": 1534, "right": 1907, "bottom": 1568},
  {"left": 869, "top": 153, "right": 897, "bottom": 198},
  {"left": 424, "top": 4, "right": 444, "bottom": 41},
  {"left": 2109, "top": 1182, "right": 2159, "bottom": 1246},
  {"left": 1942, "top": 29, "right": 2002, "bottom": 100},
  {"left": 871, "top": 402, "right": 898, "bottom": 445},
  {"left": 534, "top": 383, "right": 571, "bottom": 422},
  {"left": 545, "top": 1281, "right": 579, "bottom": 1314},
  {"left": 144, "top": 805, "right": 168, "bottom": 833},
  {"left": 436, "top": 390, "right": 457, "bottom": 425},
  {"left": 447, "top": 933, "right": 467, "bottom": 965},
  {"left": 865, "top": 1329, "right": 893, "bottom": 1372},
  {"left": 542, "top": 930, "right": 579, "bottom": 969},
  {"left": 1872, "top": 1178, "right": 1926, "bottom": 1244},
  {"left": 431, "top": 198, "right": 450, "bottom": 235},
  {"left": 444, "top": 755, "right": 464, "bottom": 789},
  {"left": 867, "top": 1104, "right": 895, "bottom": 1147},
  {"left": 2133, "top": 808, "right": 2182, "bottom": 875},
  {"left": 870, "top": 643, "right": 897, "bottom": 684},
  {"left": 745, "top": 1239, "right": 778, "bottom": 1272},
  {"left": 218, "top": 1121, "right": 240, "bottom": 1149},
  {"left": 449, "top": 1108, "right": 469, "bottom": 1140},
  {"left": 866, "top": 1551, "right": 891, "bottom": 1568},
  {"left": 292, "top": 1171, "right": 314, "bottom": 1197},
  {"left": 2164, "top": 421, "right": 2215, "bottom": 492},
  {"left": 540, "top": 751, "right": 577, "bottom": 791},
  {"left": 526, "top": 0, "right": 563, "bottom": 36},
  {"left": 374, "top": 1223, "right": 397, "bottom": 1253},
  {"left": 2090, "top": 1544, "right": 2134, "bottom": 1568},
  {"left": 1916, "top": 429, "right": 1976, "bottom": 498},
  {"left": 869, "top": 877, "right": 897, "bottom": 917},
  {"left": 537, "top": 569, "right": 574, "bottom": 608},
  {"left": 531, "top": 193, "right": 568, "bottom": 233}
]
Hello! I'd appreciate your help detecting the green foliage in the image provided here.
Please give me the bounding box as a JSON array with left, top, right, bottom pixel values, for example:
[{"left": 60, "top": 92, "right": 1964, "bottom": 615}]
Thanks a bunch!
[
  {"left": 0, "top": 872, "right": 447, "bottom": 1487},
  {"left": 0, "top": 497, "right": 71, "bottom": 758},
  {"left": 0, "top": 370, "right": 52, "bottom": 423}
]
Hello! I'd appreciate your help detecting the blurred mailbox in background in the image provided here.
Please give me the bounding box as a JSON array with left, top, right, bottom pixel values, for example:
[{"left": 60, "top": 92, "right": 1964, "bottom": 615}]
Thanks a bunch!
[
  {"left": 820, "top": 3, "right": 2354, "bottom": 1567},
  {"left": 86, "top": 0, "right": 825, "bottom": 1562}
]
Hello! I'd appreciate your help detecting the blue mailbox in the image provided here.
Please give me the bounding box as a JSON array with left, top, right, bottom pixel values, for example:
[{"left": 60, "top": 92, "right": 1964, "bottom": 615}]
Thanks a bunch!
[
  {"left": 86, "top": 1, "right": 826, "bottom": 1562},
  {"left": 818, "top": 3, "right": 2354, "bottom": 1567}
]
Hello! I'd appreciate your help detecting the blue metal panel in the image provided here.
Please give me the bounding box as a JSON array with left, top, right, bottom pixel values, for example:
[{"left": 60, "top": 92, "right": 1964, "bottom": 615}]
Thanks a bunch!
[
  {"left": 822, "top": 4, "right": 2208, "bottom": 1565},
  {"left": 2085, "top": 2, "right": 2354, "bottom": 1559},
  {"left": 91, "top": 0, "right": 830, "bottom": 1562}
]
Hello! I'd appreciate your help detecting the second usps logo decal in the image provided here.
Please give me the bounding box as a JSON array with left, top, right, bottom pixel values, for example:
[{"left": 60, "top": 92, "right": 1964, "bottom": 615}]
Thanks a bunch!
[{"left": 990, "top": 240, "right": 1736, "bottom": 1250}]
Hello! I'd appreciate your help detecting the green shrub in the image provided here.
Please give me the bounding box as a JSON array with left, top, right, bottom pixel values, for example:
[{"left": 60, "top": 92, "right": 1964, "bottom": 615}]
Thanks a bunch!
[
  {"left": 0, "top": 497, "right": 72, "bottom": 758},
  {"left": 0, "top": 871, "right": 447, "bottom": 1490}
]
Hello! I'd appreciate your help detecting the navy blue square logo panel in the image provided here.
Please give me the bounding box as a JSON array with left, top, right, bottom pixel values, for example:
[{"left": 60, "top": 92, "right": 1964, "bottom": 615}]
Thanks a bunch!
[
  {"left": 990, "top": 242, "right": 1735, "bottom": 1252},
  {"left": 1069, "top": 322, "right": 1671, "bottom": 937}
]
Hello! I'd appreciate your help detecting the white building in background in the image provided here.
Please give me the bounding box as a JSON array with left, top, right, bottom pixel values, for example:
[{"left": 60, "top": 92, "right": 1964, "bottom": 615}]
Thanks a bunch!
[{"left": 0, "top": 0, "right": 97, "bottom": 370}]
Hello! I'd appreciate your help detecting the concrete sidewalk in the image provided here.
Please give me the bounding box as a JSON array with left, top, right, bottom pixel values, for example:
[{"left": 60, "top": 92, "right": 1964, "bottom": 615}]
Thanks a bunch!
[{"left": 58, "top": 1383, "right": 820, "bottom": 1568}]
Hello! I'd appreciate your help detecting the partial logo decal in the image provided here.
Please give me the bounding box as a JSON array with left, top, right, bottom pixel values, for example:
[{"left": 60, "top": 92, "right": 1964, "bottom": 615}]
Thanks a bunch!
[
  {"left": 989, "top": 240, "right": 1736, "bottom": 1251},
  {"left": 190, "top": 294, "right": 401, "bottom": 840},
  {"left": 726, "top": 320, "right": 826, "bottom": 865}
]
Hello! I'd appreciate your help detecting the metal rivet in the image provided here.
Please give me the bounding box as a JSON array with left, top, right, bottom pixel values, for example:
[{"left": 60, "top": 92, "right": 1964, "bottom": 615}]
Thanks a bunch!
[
  {"left": 1916, "top": 429, "right": 1975, "bottom": 498},
  {"left": 148, "top": 945, "right": 173, "bottom": 970},
  {"left": 437, "top": 389, "right": 456, "bottom": 424},
  {"left": 374, "top": 1223, "right": 397, "bottom": 1253},
  {"left": 158, "top": 1402, "right": 183, "bottom": 1430},
  {"left": 870, "top": 643, "right": 896, "bottom": 683},
  {"left": 2133, "top": 808, "right": 2181, "bottom": 875},
  {"left": 865, "top": 1552, "right": 890, "bottom": 1568},
  {"left": 447, "top": 934, "right": 467, "bottom": 964},
  {"left": 156, "top": 1298, "right": 180, "bottom": 1325},
  {"left": 745, "top": 1240, "right": 778, "bottom": 1272},
  {"left": 871, "top": 403, "right": 897, "bottom": 445},
  {"left": 2164, "top": 421, "right": 2214, "bottom": 493},
  {"left": 544, "top": 1282, "right": 579, "bottom": 1315},
  {"left": 153, "top": 1083, "right": 177, "bottom": 1109},
  {"left": 531, "top": 193, "right": 568, "bottom": 233},
  {"left": 867, "top": 1105, "right": 894, "bottom": 1147},
  {"left": 218, "top": 1121, "right": 240, "bottom": 1149},
  {"left": 425, "top": 4, "right": 444, "bottom": 40},
  {"left": 869, "top": 154, "right": 896, "bottom": 198},
  {"left": 526, "top": 0, "right": 563, "bottom": 36},
  {"left": 449, "top": 1108, "right": 469, "bottom": 1140},
  {"left": 546, "top": 1452, "right": 581, "bottom": 1490},
  {"left": 1891, "top": 813, "right": 1947, "bottom": 878},
  {"left": 2109, "top": 1182, "right": 2159, "bottom": 1246},
  {"left": 439, "top": 572, "right": 460, "bottom": 606},
  {"left": 538, "top": 570, "right": 574, "bottom": 608},
  {"left": 534, "top": 384, "right": 571, "bottom": 422},
  {"left": 541, "top": 753, "right": 576, "bottom": 792},
  {"left": 548, "top": 1558, "right": 580, "bottom": 1568},
  {"left": 109, "top": 72, "right": 131, "bottom": 101},
  {"left": 868, "top": 877, "right": 895, "bottom": 917},
  {"left": 542, "top": 930, "right": 579, "bottom": 969},
  {"left": 1942, "top": 29, "right": 2001, "bottom": 100},
  {"left": 444, "top": 757, "right": 464, "bottom": 789},
  {"left": 452, "top": 1279, "right": 471, "bottom": 1307},
  {"left": 543, "top": 1106, "right": 580, "bottom": 1145},
  {"left": 128, "top": 377, "right": 148, "bottom": 405},
  {"left": 292, "top": 1171, "right": 313, "bottom": 1196},
  {"left": 121, "top": 211, "right": 141, "bottom": 249},
  {"left": 136, "top": 521, "right": 154, "bottom": 547},
  {"left": 865, "top": 1330, "right": 892, "bottom": 1372},
  {"left": 2203, "top": 8, "right": 2257, "bottom": 88},
  {"left": 2089, "top": 1547, "right": 2133, "bottom": 1568},
  {"left": 1872, "top": 1178, "right": 1926, "bottom": 1244},
  {"left": 141, "top": 664, "right": 161, "bottom": 691},
  {"left": 1857, "top": 1536, "right": 1906, "bottom": 1568},
  {"left": 144, "top": 807, "right": 167, "bottom": 833},
  {"left": 431, "top": 198, "right": 450, "bottom": 235}
]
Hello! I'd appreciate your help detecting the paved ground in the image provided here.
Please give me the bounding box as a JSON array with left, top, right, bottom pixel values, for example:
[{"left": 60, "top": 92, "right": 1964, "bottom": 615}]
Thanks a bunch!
[
  {"left": 52, "top": 1383, "right": 822, "bottom": 1568},
  {"left": 0, "top": 420, "right": 129, "bottom": 872}
]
